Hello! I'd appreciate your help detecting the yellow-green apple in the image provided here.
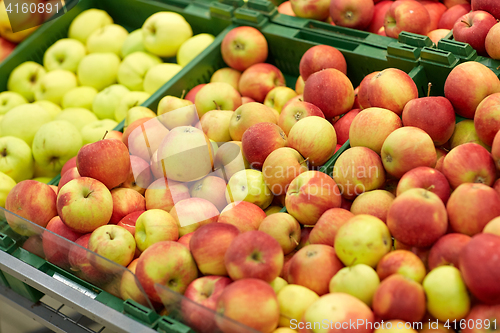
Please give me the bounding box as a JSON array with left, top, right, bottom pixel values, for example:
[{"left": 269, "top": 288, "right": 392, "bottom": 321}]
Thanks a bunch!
[
  {"left": 483, "top": 217, "right": 500, "bottom": 236},
  {"left": 265, "top": 206, "right": 282, "bottom": 215},
  {"left": 43, "top": 38, "right": 86, "bottom": 73},
  {"left": 270, "top": 276, "right": 288, "bottom": 294},
  {"left": 77, "top": 53, "right": 121, "bottom": 92},
  {"left": 127, "top": 117, "right": 169, "bottom": 162},
  {"left": 387, "top": 188, "right": 447, "bottom": 247},
  {"left": 287, "top": 244, "right": 343, "bottom": 295},
  {"left": 62, "top": 86, "right": 98, "bottom": 111},
  {"left": 0, "top": 136, "right": 34, "bottom": 182},
  {"left": 5, "top": 180, "right": 57, "bottom": 236},
  {"left": 33, "top": 161, "right": 59, "bottom": 178},
  {"left": 449, "top": 119, "right": 490, "bottom": 149},
  {"left": 142, "top": 12, "right": 192, "bottom": 57},
  {"left": 109, "top": 188, "right": 145, "bottom": 225},
  {"left": 454, "top": 11, "right": 496, "bottom": 56},
  {"left": 122, "top": 155, "right": 153, "bottom": 195},
  {"left": 357, "top": 71, "right": 380, "bottom": 110},
  {"left": 120, "top": 259, "right": 151, "bottom": 308},
  {"left": 156, "top": 126, "right": 214, "bottom": 183},
  {"left": 57, "top": 177, "right": 112, "bottom": 233},
  {"left": 486, "top": 22, "right": 500, "bottom": 59},
  {"left": 295, "top": 76, "right": 304, "bottom": 94},
  {"left": 278, "top": 100, "right": 325, "bottom": 136},
  {"left": 277, "top": 284, "right": 319, "bottom": 328},
  {"left": 117, "top": 210, "right": 143, "bottom": 235},
  {"left": 134, "top": 209, "right": 178, "bottom": 252},
  {"left": 7, "top": 61, "right": 46, "bottom": 102},
  {"left": 144, "top": 178, "right": 190, "bottom": 212},
  {"left": 216, "top": 278, "right": 279, "bottom": 332},
  {"left": 86, "top": 24, "right": 128, "bottom": 56},
  {"left": 43, "top": 216, "right": 82, "bottom": 269},
  {"left": 77, "top": 138, "right": 130, "bottom": 190},
  {"left": 0, "top": 171, "right": 15, "bottom": 208},
  {"left": 0, "top": 104, "right": 51, "bottom": 146},
  {"left": 376, "top": 250, "right": 427, "bottom": 283},
  {"left": 397, "top": 166, "right": 451, "bottom": 205},
  {"left": 55, "top": 108, "right": 99, "bottom": 131},
  {"left": 303, "top": 68, "right": 354, "bottom": 119},
  {"left": 329, "top": 264, "right": 380, "bottom": 307},
  {"left": 210, "top": 67, "right": 241, "bottom": 91},
  {"left": 421, "top": 1, "right": 448, "bottom": 32},
  {"left": 239, "top": 63, "right": 286, "bottom": 103},
  {"left": 228, "top": 102, "right": 277, "bottom": 141},
  {"left": 81, "top": 119, "right": 119, "bottom": 145},
  {"left": 68, "top": 8, "right": 113, "bottom": 44},
  {"left": 262, "top": 147, "right": 308, "bottom": 196},
  {"left": 58, "top": 167, "right": 81, "bottom": 191},
  {"left": 0, "top": 91, "right": 27, "bottom": 115},
  {"left": 177, "top": 33, "right": 214, "bottom": 66},
  {"left": 190, "top": 223, "right": 239, "bottom": 275},
  {"left": 428, "top": 29, "right": 451, "bottom": 44},
  {"left": 136, "top": 241, "right": 198, "bottom": 302},
  {"left": 182, "top": 276, "right": 232, "bottom": 333},
  {"left": 384, "top": 1, "right": 431, "bottom": 38},
  {"left": 92, "top": 84, "right": 130, "bottom": 120},
  {"left": 423, "top": 265, "right": 471, "bottom": 320},
  {"left": 329, "top": 0, "right": 374, "bottom": 29},
  {"left": 214, "top": 141, "right": 250, "bottom": 181},
  {"left": 157, "top": 96, "right": 196, "bottom": 129},
  {"left": 373, "top": 274, "right": 426, "bottom": 322},
  {"left": 438, "top": 4, "right": 471, "bottom": 29},
  {"left": 443, "top": 143, "right": 496, "bottom": 188},
  {"left": 190, "top": 176, "right": 227, "bottom": 212},
  {"left": 226, "top": 169, "right": 273, "bottom": 209},
  {"left": 474, "top": 93, "right": 500, "bottom": 146},
  {"left": 177, "top": 232, "right": 194, "bottom": 250},
  {"left": 169, "top": 198, "right": 219, "bottom": 236},
  {"left": 218, "top": 201, "right": 267, "bottom": 232},
  {"left": 381, "top": 127, "right": 437, "bottom": 179},
  {"left": 121, "top": 29, "right": 147, "bottom": 58},
  {"left": 197, "top": 110, "right": 233, "bottom": 143},
  {"left": 309, "top": 208, "right": 353, "bottom": 245},
  {"left": 88, "top": 224, "right": 136, "bottom": 272},
  {"left": 333, "top": 146, "right": 386, "bottom": 200},
  {"left": 185, "top": 84, "right": 206, "bottom": 104},
  {"left": 462, "top": 304, "right": 500, "bottom": 333},
  {"left": 287, "top": 116, "right": 336, "bottom": 167},
  {"left": 333, "top": 108, "right": 359, "bottom": 145},
  {"left": 286, "top": 170, "right": 342, "bottom": 225},
  {"left": 349, "top": 107, "right": 402, "bottom": 154},
  {"left": 447, "top": 183, "right": 500, "bottom": 235},
  {"left": 114, "top": 92, "right": 151, "bottom": 122},
  {"left": 350, "top": 190, "right": 395, "bottom": 223},
  {"left": 300, "top": 292, "right": 374, "bottom": 332},
  {"left": 428, "top": 233, "right": 471, "bottom": 270},
  {"left": 335, "top": 214, "right": 392, "bottom": 267},
  {"left": 143, "top": 63, "right": 183, "bottom": 95},
  {"left": 299, "top": 45, "right": 348, "bottom": 81},
  {"left": 290, "top": 0, "right": 330, "bottom": 20},
  {"left": 242, "top": 122, "right": 287, "bottom": 169},
  {"left": 367, "top": 68, "right": 419, "bottom": 115},
  {"left": 368, "top": 1, "right": 393, "bottom": 33},
  {"left": 68, "top": 233, "right": 110, "bottom": 285},
  {"left": 264, "top": 87, "right": 297, "bottom": 113},
  {"left": 258, "top": 213, "right": 301, "bottom": 255},
  {"left": 444, "top": 61, "right": 500, "bottom": 119},
  {"left": 0, "top": 37, "right": 15, "bottom": 62},
  {"left": 221, "top": 26, "right": 268, "bottom": 72}
]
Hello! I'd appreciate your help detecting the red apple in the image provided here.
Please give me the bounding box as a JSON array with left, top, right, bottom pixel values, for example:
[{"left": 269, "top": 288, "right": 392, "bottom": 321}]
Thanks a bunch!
[
  {"left": 122, "top": 155, "right": 153, "bottom": 195},
  {"left": 368, "top": 1, "right": 393, "bottom": 34},
  {"left": 474, "top": 92, "right": 500, "bottom": 146},
  {"left": 309, "top": 208, "right": 354, "bottom": 245},
  {"left": 185, "top": 84, "right": 206, "bottom": 104},
  {"left": 350, "top": 189, "right": 395, "bottom": 223},
  {"left": 438, "top": 4, "right": 471, "bottom": 29},
  {"left": 117, "top": 210, "right": 144, "bottom": 236},
  {"left": 486, "top": 22, "right": 500, "bottom": 59},
  {"left": 334, "top": 109, "right": 360, "bottom": 145},
  {"left": 384, "top": 1, "right": 431, "bottom": 38},
  {"left": 177, "top": 232, "right": 194, "bottom": 250},
  {"left": 420, "top": 0, "right": 448, "bottom": 31},
  {"left": 376, "top": 250, "right": 427, "bottom": 283},
  {"left": 61, "top": 156, "right": 77, "bottom": 177},
  {"left": 109, "top": 188, "right": 146, "bottom": 224},
  {"left": 462, "top": 304, "right": 500, "bottom": 333},
  {"left": 144, "top": 178, "right": 190, "bottom": 212},
  {"left": 218, "top": 201, "right": 267, "bottom": 232},
  {"left": 428, "top": 233, "right": 471, "bottom": 270},
  {"left": 221, "top": 26, "right": 268, "bottom": 72},
  {"left": 299, "top": 45, "right": 347, "bottom": 81},
  {"left": 278, "top": 100, "right": 325, "bottom": 136},
  {"left": 329, "top": 0, "right": 375, "bottom": 30},
  {"left": 472, "top": 0, "right": 500, "bottom": 20},
  {"left": 43, "top": 216, "right": 82, "bottom": 269},
  {"left": 242, "top": 122, "right": 287, "bottom": 169},
  {"left": 357, "top": 71, "right": 379, "bottom": 110},
  {"left": 453, "top": 11, "right": 497, "bottom": 56},
  {"left": 58, "top": 167, "right": 81, "bottom": 191},
  {"left": 493, "top": 130, "right": 500, "bottom": 170},
  {"left": 262, "top": 147, "right": 308, "bottom": 196},
  {"left": 68, "top": 233, "right": 110, "bottom": 285},
  {"left": 397, "top": 166, "right": 451, "bottom": 204},
  {"left": 238, "top": 63, "right": 285, "bottom": 103}
]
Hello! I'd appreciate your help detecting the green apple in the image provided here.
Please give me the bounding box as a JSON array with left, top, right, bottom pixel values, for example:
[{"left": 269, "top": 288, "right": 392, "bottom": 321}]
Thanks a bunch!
[
  {"left": 0, "top": 91, "right": 27, "bottom": 115},
  {"left": 143, "top": 63, "right": 182, "bottom": 95},
  {"left": 269, "top": 276, "right": 288, "bottom": 294},
  {"left": 177, "top": 33, "right": 215, "bottom": 67},
  {"left": 157, "top": 96, "right": 195, "bottom": 130},
  {"left": 117, "top": 51, "right": 162, "bottom": 91},
  {"left": 142, "top": 12, "right": 193, "bottom": 57},
  {"left": 7, "top": 61, "right": 46, "bottom": 102},
  {"left": 43, "top": 38, "right": 87, "bottom": 73},
  {"left": 125, "top": 106, "right": 156, "bottom": 128},
  {"left": 34, "top": 69, "right": 78, "bottom": 105},
  {"left": 68, "top": 8, "right": 113, "bottom": 44},
  {"left": 226, "top": 169, "right": 273, "bottom": 209},
  {"left": 32, "top": 177, "right": 51, "bottom": 184},
  {"left": 0, "top": 104, "right": 52, "bottom": 146},
  {"left": 329, "top": 264, "right": 380, "bottom": 307},
  {"left": 55, "top": 107, "right": 99, "bottom": 131},
  {"left": 121, "top": 29, "right": 147, "bottom": 58},
  {"left": 134, "top": 209, "right": 179, "bottom": 252},
  {"left": 32, "top": 120, "right": 83, "bottom": 175},
  {"left": 334, "top": 214, "right": 392, "bottom": 268},
  {"left": 86, "top": 24, "right": 129, "bottom": 56},
  {"left": 0, "top": 171, "right": 16, "bottom": 208},
  {"left": 81, "top": 119, "right": 119, "bottom": 145},
  {"left": 33, "top": 100, "right": 62, "bottom": 119},
  {"left": 92, "top": 84, "right": 130, "bottom": 120},
  {"left": 61, "top": 86, "right": 98, "bottom": 110},
  {"left": 277, "top": 284, "right": 319, "bottom": 328},
  {"left": 114, "top": 91, "right": 151, "bottom": 122},
  {"left": 423, "top": 265, "right": 470, "bottom": 321},
  {"left": 0, "top": 136, "right": 34, "bottom": 182},
  {"left": 33, "top": 161, "right": 59, "bottom": 178},
  {"left": 77, "top": 53, "right": 121, "bottom": 91}
]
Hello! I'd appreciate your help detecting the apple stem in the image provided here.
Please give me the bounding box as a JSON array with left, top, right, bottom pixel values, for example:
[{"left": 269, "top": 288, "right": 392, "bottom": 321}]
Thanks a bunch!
[
  {"left": 300, "top": 157, "right": 309, "bottom": 167},
  {"left": 180, "top": 89, "right": 186, "bottom": 100},
  {"left": 102, "top": 130, "right": 109, "bottom": 140},
  {"left": 298, "top": 98, "right": 303, "bottom": 102},
  {"left": 350, "top": 257, "right": 357, "bottom": 266},
  {"left": 291, "top": 236, "right": 299, "bottom": 246},
  {"left": 497, "top": 65, "right": 500, "bottom": 70},
  {"left": 426, "top": 185, "right": 435, "bottom": 191},
  {"left": 213, "top": 100, "right": 221, "bottom": 110},
  {"left": 427, "top": 82, "right": 432, "bottom": 97},
  {"left": 461, "top": 20, "right": 471, "bottom": 28},
  {"left": 0, "top": 148, "right": 6, "bottom": 157}
]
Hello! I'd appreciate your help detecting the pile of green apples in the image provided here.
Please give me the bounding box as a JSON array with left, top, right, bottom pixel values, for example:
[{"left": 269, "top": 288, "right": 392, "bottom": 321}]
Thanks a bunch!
[{"left": 0, "top": 7, "right": 215, "bottom": 208}]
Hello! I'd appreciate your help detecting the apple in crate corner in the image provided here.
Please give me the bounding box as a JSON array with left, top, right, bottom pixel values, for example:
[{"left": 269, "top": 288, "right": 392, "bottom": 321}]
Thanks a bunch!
[
  {"left": 329, "top": 0, "right": 374, "bottom": 30},
  {"left": 239, "top": 63, "right": 286, "bottom": 103},
  {"left": 427, "top": 233, "right": 471, "bottom": 270},
  {"left": 43, "top": 216, "right": 82, "bottom": 269},
  {"left": 453, "top": 11, "right": 497, "bottom": 56},
  {"left": 299, "top": 45, "right": 347, "bottom": 81},
  {"left": 384, "top": 1, "right": 431, "bottom": 39},
  {"left": 376, "top": 250, "right": 427, "bottom": 283},
  {"left": 221, "top": 26, "right": 268, "bottom": 72}
]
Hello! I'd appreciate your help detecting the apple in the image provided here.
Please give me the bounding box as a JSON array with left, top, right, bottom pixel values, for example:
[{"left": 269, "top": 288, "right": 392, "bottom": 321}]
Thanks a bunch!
[
  {"left": 483, "top": 216, "right": 500, "bottom": 236},
  {"left": 77, "top": 53, "right": 121, "bottom": 91},
  {"left": 121, "top": 155, "right": 153, "bottom": 195},
  {"left": 185, "top": 84, "right": 206, "bottom": 104},
  {"left": 228, "top": 102, "right": 277, "bottom": 141},
  {"left": 357, "top": 71, "right": 379, "bottom": 110},
  {"left": 142, "top": 12, "right": 192, "bottom": 57},
  {"left": 43, "top": 216, "right": 82, "bottom": 269},
  {"left": 177, "top": 33, "right": 214, "bottom": 67},
  {"left": 169, "top": 198, "right": 219, "bottom": 236},
  {"left": 368, "top": 1, "right": 393, "bottom": 33},
  {"left": 218, "top": 201, "right": 267, "bottom": 232},
  {"left": 86, "top": 24, "right": 128, "bottom": 56},
  {"left": 120, "top": 259, "right": 151, "bottom": 308},
  {"left": 177, "top": 232, "right": 194, "bottom": 250},
  {"left": 210, "top": 67, "right": 241, "bottom": 91},
  {"left": 278, "top": 1, "right": 296, "bottom": 16},
  {"left": 0, "top": 136, "right": 34, "bottom": 182},
  {"left": 435, "top": 147, "right": 448, "bottom": 173},
  {"left": 384, "top": 1, "right": 431, "bottom": 38},
  {"left": 22, "top": 235, "right": 45, "bottom": 259},
  {"left": 117, "top": 210, "right": 143, "bottom": 235},
  {"left": 333, "top": 108, "right": 359, "bottom": 145},
  {"left": 290, "top": 0, "right": 330, "bottom": 20},
  {"left": 242, "top": 122, "right": 287, "bottom": 169},
  {"left": 0, "top": 104, "right": 52, "bottom": 146},
  {"left": 126, "top": 117, "right": 169, "bottom": 162},
  {"left": 299, "top": 45, "right": 347, "bottom": 81},
  {"left": 5, "top": 180, "right": 57, "bottom": 236},
  {"left": 303, "top": 68, "right": 354, "bottom": 120},
  {"left": 239, "top": 63, "right": 285, "bottom": 103},
  {"left": 278, "top": 100, "right": 325, "bottom": 137},
  {"left": 134, "top": 209, "right": 178, "bottom": 252},
  {"left": 7, "top": 61, "right": 46, "bottom": 102},
  {"left": 444, "top": 61, "right": 500, "bottom": 119},
  {"left": 376, "top": 250, "right": 427, "bottom": 283},
  {"left": 472, "top": 0, "right": 500, "bottom": 18},
  {"left": 61, "top": 156, "right": 77, "bottom": 176},
  {"left": 0, "top": 91, "right": 27, "bottom": 115},
  {"left": 92, "top": 84, "right": 130, "bottom": 120},
  {"left": 58, "top": 167, "right": 81, "bottom": 191},
  {"left": 263, "top": 87, "right": 297, "bottom": 113},
  {"left": 42, "top": 38, "right": 86, "bottom": 73},
  {"left": 486, "top": 22, "right": 500, "bottom": 59},
  {"left": 262, "top": 147, "right": 308, "bottom": 196},
  {"left": 397, "top": 167, "right": 451, "bottom": 204},
  {"left": 330, "top": 264, "right": 380, "bottom": 307},
  {"left": 462, "top": 304, "right": 500, "bottom": 333},
  {"left": 220, "top": 26, "right": 268, "bottom": 72},
  {"left": 329, "top": 0, "right": 374, "bottom": 30},
  {"left": 143, "top": 63, "right": 183, "bottom": 95},
  {"left": 145, "top": 178, "right": 190, "bottom": 212},
  {"left": 117, "top": 52, "right": 161, "bottom": 92},
  {"left": 258, "top": 213, "right": 301, "bottom": 255},
  {"left": 428, "top": 29, "right": 452, "bottom": 44},
  {"left": 350, "top": 190, "right": 395, "bottom": 223},
  {"left": 276, "top": 284, "right": 317, "bottom": 328},
  {"left": 156, "top": 96, "right": 195, "bottom": 129},
  {"left": 121, "top": 29, "right": 147, "bottom": 58},
  {"left": 474, "top": 93, "right": 500, "bottom": 146},
  {"left": 62, "top": 86, "right": 98, "bottom": 111},
  {"left": 492, "top": 130, "right": 500, "bottom": 170},
  {"left": 0, "top": 171, "right": 16, "bottom": 208},
  {"left": 421, "top": 0, "right": 448, "bottom": 31},
  {"left": 189, "top": 176, "right": 227, "bottom": 212},
  {"left": 0, "top": 37, "right": 15, "bottom": 62},
  {"left": 109, "top": 188, "right": 145, "bottom": 225},
  {"left": 197, "top": 110, "right": 234, "bottom": 143},
  {"left": 68, "top": 233, "right": 110, "bottom": 285},
  {"left": 439, "top": 4, "right": 471, "bottom": 29},
  {"left": 453, "top": 11, "right": 497, "bottom": 56},
  {"left": 332, "top": 146, "right": 386, "bottom": 200},
  {"left": 428, "top": 233, "right": 471, "bottom": 270},
  {"left": 226, "top": 169, "right": 273, "bottom": 209},
  {"left": 194, "top": 82, "right": 242, "bottom": 118},
  {"left": 68, "top": 8, "right": 113, "bottom": 44},
  {"left": 122, "top": 117, "right": 153, "bottom": 149},
  {"left": 423, "top": 265, "right": 471, "bottom": 321},
  {"left": 309, "top": 208, "right": 353, "bottom": 246},
  {"left": 449, "top": 119, "right": 490, "bottom": 149}
]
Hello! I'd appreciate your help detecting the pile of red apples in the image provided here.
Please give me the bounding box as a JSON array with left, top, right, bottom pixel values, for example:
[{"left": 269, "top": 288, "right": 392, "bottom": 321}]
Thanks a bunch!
[
  {"left": 5, "top": 25, "right": 500, "bottom": 333},
  {"left": 279, "top": 0, "right": 500, "bottom": 59}
]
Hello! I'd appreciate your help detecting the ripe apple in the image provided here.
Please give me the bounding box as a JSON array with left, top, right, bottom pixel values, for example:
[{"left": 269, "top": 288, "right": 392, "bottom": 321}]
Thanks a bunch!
[
  {"left": 438, "top": 4, "right": 471, "bottom": 29},
  {"left": 226, "top": 169, "right": 273, "bottom": 209},
  {"left": 376, "top": 250, "right": 427, "bottom": 283},
  {"left": 120, "top": 259, "right": 151, "bottom": 308},
  {"left": 218, "top": 201, "right": 267, "bottom": 232},
  {"left": 144, "top": 178, "right": 190, "bottom": 212},
  {"left": 190, "top": 176, "right": 227, "bottom": 212},
  {"left": 474, "top": 92, "right": 500, "bottom": 146},
  {"left": 0, "top": 136, "right": 34, "bottom": 182},
  {"left": 58, "top": 167, "right": 81, "bottom": 191},
  {"left": 428, "top": 29, "right": 452, "bottom": 44},
  {"left": 330, "top": 264, "right": 380, "bottom": 307},
  {"left": 384, "top": 1, "right": 431, "bottom": 38},
  {"left": 333, "top": 108, "right": 359, "bottom": 145},
  {"left": 258, "top": 213, "right": 301, "bottom": 255},
  {"left": 109, "top": 188, "right": 145, "bottom": 225},
  {"left": 157, "top": 97, "right": 196, "bottom": 130},
  {"left": 449, "top": 119, "right": 490, "bottom": 149},
  {"left": 421, "top": 0, "right": 448, "bottom": 32},
  {"left": 427, "top": 233, "right": 471, "bottom": 270},
  {"left": 126, "top": 117, "right": 169, "bottom": 162},
  {"left": 92, "top": 84, "right": 130, "bottom": 120},
  {"left": 239, "top": 63, "right": 286, "bottom": 103},
  {"left": 117, "top": 210, "right": 144, "bottom": 236},
  {"left": 177, "top": 232, "right": 194, "bottom": 250},
  {"left": 185, "top": 84, "right": 206, "bottom": 103},
  {"left": 170, "top": 198, "right": 219, "bottom": 236},
  {"left": 350, "top": 190, "right": 395, "bottom": 223},
  {"left": 486, "top": 22, "right": 500, "bottom": 59},
  {"left": 242, "top": 122, "right": 287, "bottom": 169},
  {"left": 221, "top": 26, "right": 268, "bottom": 72},
  {"left": 357, "top": 71, "right": 379, "bottom": 109},
  {"left": 43, "top": 216, "right": 82, "bottom": 269},
  {"left": 197, "top": 110, "right": 234, "bottom": 143},
  {"left": 7, "top": 61, "right": 46, "bottom": 102},
  {"left": 397, "top": 167, "right": 451, "bottom": 204},
  {"left": 309, "top": 208, "right": 353, "bottom": 245},
  {"left": 264, "top": 87, "right": 297, "bottom": 113},
  {"left": 368, "top": 1, "right": 393, "bottom": 33},
  {"left": 299, "top": 45, "right": 347, "bottom": 81},
  {"left": 290, "top": 0, "right": 330, "bottom": 20},
  {"left": 43, "top": 38, "right": 85, "bottom": 73},
  {"left": 483, "top": 217, "right": 500, "bottom": 236},
  {"left": 68, "top": 233, "right": 110, "bottom": 285},
  {"left": 134, "top": 209, "right": 178, "bottom": 252},
  {"left": 194, "top": 82, "right": 242, "bottom": 118},
  {"left": 278, "top": 1, "right": 295, "bottom": 16},
  {"left": 278, "top": 100, "right": 325, "bottom": 136},
  {"left": 68, "top": 8, "right": 113, "bottom": 44},
  {"left": 210, "top": 67, "right": 241, "bottom": 91},
  {"left": 228, "top": 102, "right": 277, "bottom": 141},
  {"left": 454, "top": 11, "right": 497, "bottom": 56},
  {"left": 262, "top": 147, "right": 308, "bottom": 196},
  {"left": 1, "top": 104, "right": 52, "bottom": 146},
  {"left": 77, "top": 53, "right": 121, "bottom": 91},
  {"left": 329, "top": 0, "right": 374, "bottom": 30},
  {"left": 142, "top": 12, "right": 192, "bottom": 57}
]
